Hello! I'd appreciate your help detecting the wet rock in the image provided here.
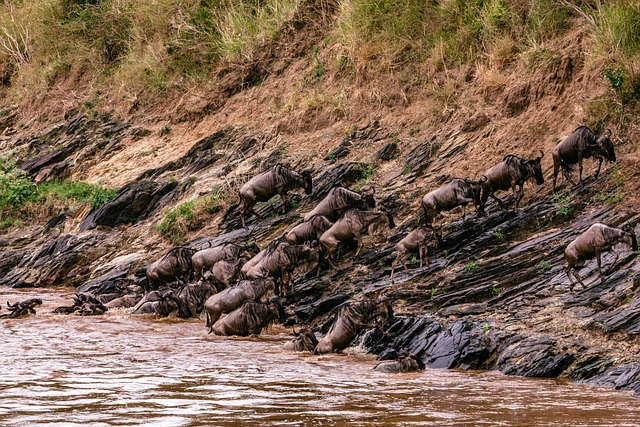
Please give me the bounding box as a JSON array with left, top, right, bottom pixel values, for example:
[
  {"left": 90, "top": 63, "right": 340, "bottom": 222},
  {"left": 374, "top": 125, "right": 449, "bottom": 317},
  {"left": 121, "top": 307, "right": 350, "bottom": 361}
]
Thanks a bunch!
[
  {"left": 79, "top": 180, "right": 179, "bottom": 230},
  {"left": 584, "top": 362, "right": 640, "bottom": 396}
]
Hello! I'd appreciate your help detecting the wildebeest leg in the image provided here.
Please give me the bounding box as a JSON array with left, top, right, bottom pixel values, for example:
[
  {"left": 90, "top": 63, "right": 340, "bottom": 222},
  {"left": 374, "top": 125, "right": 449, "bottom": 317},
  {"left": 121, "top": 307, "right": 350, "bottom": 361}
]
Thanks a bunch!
[
  {"left": 418, "top": 245, "right": 424, "bottom": 270},
  {"left": 577, "top": 158, "right": 584, "bottom": 186},
  {"left": 390, "top": 254, "right": 400, "bottom": 283},
  {"left": 460, "top": 204, "right": 466, "bottom": 222},
  {"left": 512, "top": 182, "right": 523, "bottom": 210},
  {"left": 594, "top": 157, "right": 604, "bottom": 179},
  {"left": 552, "top": 158, "right": 560, "bottom": 193},
  {"left": 595, "top": 250, "right": 604, "bottom": 280},
  {"left": 606, "top": 247, "right": 619, "bottom": 274},
  {"left": 488, "top": 192, "right": 505, "bottom": 208},
  {"left": 354, "top": 232, "right": 364, "bottom": 257},
  {"left": 572, "top": 268, "right": 586, "bottom": 290},
  {"left": 279, "top": 192, "right": 289, "bottom": 214},
  {"left": 564, "top": 266, "right": 576, "bottom": 291}
]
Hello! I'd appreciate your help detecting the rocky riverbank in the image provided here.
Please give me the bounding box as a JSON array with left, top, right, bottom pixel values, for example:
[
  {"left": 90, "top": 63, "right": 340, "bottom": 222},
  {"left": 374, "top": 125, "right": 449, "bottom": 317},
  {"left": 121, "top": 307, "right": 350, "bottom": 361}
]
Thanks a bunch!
[{"left": 1, "top": 109, "right": 639, "bottom": 397}]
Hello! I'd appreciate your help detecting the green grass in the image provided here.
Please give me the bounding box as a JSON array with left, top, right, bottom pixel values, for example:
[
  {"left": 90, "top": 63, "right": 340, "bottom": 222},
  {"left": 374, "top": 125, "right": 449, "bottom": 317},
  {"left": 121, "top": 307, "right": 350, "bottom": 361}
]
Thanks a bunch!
[{"left": 463, "top": 262, "right": 480, "bottom": 273}]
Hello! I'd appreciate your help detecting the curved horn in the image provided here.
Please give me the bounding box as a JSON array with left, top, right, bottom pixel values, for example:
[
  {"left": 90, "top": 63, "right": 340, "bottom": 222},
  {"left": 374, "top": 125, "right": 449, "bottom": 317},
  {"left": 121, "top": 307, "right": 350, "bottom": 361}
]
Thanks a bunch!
[
  {"left": 536, "top": 150, "right": 544, "bottom": 160},
  {"left": 479, "top": 175, "right": 488, "bottom": 183},
  {"left": 604, "top": 128, "right": 612, "bottom": 138}
]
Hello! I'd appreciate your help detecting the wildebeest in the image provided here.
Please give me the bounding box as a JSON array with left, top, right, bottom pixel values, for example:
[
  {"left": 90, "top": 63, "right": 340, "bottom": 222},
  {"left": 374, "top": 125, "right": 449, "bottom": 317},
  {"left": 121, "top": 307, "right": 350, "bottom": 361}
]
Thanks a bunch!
[
  {"left": 313, "top": 298, "right": 393, "bottom": 355},
  {"left": 176, "top": 281, "right": 219, "bottom": 318},
  {"left": 285, "top": 215, "right": 333, "bottom": 245},
  {"left": 479, "top": 152, "right": 545, "bottom": 212},
  {"left": 422, "top": 177, "right": 487, "bottom": 227},
  {"left": 210, "top": 298, "right": 286, "bottom": 336},
  {"left": 319, "top": 208, "right": 395, "bottom": 268},
  {"left": 564, "top": 223, "right": 638, "bottom": 291},
  {"left": 552, "top": 127, "right": 616, "bottom": 192},
  {"left": 243, "top": 242, "right": 320, "bottom": 296},
  {"left": 130, "top": 289, "right": 188, "bottom": 317},
  {"left": 373, "top": 353, "right": 425, "bottom": 373},
  {"left": 304, "top": 186, "right": 376, "bottom": 222},
  {"left": 283, "top": 327, "right": 319, "bottom": 352},
  {"left": 202, "top": 257, "right": 248, "bottom": 290},
  {"left": 52, "top": 293, "right": 108, "bottom": 316},
  {"left": 239, "top": 163, "right": 312, "bottom": 228},
  {"left": 390, "top": 226, "right": 438, "bottom": 283},
  {"left": 192, "top": 242, "right": 260, "bottom": 279},
  {"left": 0, "top": 298, "right": 43, "bottom": 319},
  {"left": 146, "top": 246, "right": 197, "bottom": 290},
  {"left": 203, "top": 278, "right": 275, "bottom": 332}
]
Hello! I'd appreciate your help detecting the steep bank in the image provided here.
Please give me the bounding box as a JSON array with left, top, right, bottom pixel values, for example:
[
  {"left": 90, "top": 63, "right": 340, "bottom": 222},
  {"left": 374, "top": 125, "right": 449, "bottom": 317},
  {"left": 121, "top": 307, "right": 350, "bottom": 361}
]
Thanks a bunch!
[{"left": 1, "top": 1, "right": 640, "bottom": 396}]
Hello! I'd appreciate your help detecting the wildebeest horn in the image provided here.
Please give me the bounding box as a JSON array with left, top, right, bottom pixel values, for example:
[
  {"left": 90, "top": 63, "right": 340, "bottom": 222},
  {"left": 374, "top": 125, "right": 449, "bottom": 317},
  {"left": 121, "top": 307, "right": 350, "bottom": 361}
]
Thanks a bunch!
[
  {"left": 536, "top": 150, "right": 544, "bottom": 160},
  {"left": 292, "top": 327, "right": 300, "bottom": 336},
  {"left": 604, "top": 128, "right": 612, "bottom": 138},
  {"left": 479, "top": 175, "right": 488, "bottom": 183}
]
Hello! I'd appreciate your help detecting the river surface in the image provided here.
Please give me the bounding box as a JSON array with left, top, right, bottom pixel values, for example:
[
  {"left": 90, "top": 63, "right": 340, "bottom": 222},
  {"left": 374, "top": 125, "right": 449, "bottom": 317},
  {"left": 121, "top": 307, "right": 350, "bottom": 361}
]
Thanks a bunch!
[{"left": 1, "top": 288, "right": 640, "bottom": 427}]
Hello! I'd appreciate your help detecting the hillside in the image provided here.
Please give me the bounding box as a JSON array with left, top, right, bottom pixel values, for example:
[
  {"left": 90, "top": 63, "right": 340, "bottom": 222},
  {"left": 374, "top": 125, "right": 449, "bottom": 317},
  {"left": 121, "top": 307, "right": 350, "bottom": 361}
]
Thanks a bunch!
[{"left": 1, "top": 0, "right": 640, "bottom": 395}]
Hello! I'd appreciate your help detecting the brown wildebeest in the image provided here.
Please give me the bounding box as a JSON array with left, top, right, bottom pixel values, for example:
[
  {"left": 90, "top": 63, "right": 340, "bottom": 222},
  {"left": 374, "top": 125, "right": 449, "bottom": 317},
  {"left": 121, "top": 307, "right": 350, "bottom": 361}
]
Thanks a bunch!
[
  {"left": 390, "top": 226, "right": 438, "bottom": 284},
  {"left": 243, "top": 242, "right": 320, "bottom": 296},
  {"left": 202, "top": 257, "right": 249, "bottom": 290},
  {"left": 283, "top": 327, "right": 319, "bottom": 352},
  {"left": 285, "top": 215, "right": 333, "bottom": 245},
  {"left": 203, "top": 278, "right": 275, "bottom": 332},
  {"left": 304, "top": 186, "right": 376, "bottom": 222},
  {"left": 313, "top": 298, "right": 393, "bottom": 355},
  {"left": 239, "top": 164, "right": 312, "bottom": 228},
  {"left": 54, "top": 293, "right": 107, "bottom": 315},
  {"left": 422, "top": 177, "right": 487, "bottom": 228},
  {"left": 0, "top": 298, "right": 42, "bottom": 319},
  {"left": 564, "top": 223, "right": 638, "bottom": 291},
  {"left": 373, "top": 354, "right": 424, "bottom": 373},
  {"left": 192, "top": 242, "right": 259, "bottom": 279},
  {"left": 319, "top": 208, "right": 395, "bottom": 268},
  {"left": 552, "top": 127, "right": 616, "bottom": 192},
  {"left": 146, "top": 246, "right": 198, "bottom": 290},
  {"left": 479, "top": 152, "right": 544, "bottom": 213},
  {"left": 210, "top": 298, "right": 286, "bottom": 336}
]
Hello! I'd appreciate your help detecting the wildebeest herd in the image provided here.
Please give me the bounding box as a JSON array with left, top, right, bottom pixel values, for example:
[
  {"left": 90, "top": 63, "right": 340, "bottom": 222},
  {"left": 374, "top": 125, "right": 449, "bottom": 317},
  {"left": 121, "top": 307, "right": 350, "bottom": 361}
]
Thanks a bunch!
[{"left": 3, "top": 126, "right": 637, "bottom": 373}]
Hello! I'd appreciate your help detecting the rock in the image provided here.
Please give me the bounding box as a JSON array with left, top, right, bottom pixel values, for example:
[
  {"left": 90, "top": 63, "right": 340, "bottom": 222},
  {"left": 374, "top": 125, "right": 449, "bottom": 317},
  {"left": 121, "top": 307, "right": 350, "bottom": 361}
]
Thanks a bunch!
[
  {"left": 375, "top": 142, "right": 397, "bottom": 161},
  {"left": 79, "top": 180, "right": 179, "bottom": 230}
]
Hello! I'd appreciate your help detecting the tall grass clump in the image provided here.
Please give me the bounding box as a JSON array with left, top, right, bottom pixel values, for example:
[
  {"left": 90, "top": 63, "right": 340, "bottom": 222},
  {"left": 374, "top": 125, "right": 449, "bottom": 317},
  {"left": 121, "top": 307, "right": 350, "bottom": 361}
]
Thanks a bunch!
[{"left": 0, "top": 159, "right": 116, "bottom": 230}]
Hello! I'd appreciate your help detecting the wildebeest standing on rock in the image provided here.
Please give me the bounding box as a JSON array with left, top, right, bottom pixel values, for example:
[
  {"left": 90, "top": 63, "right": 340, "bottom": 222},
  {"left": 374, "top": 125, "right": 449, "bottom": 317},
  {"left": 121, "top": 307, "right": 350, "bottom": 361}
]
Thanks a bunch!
[
  {"left": 239, "top": 163, "right": 312, "bottom": 228},
  {"left": 552, "top": 126, "right": 616, "bottom": 192},
  {"left": 0, "top": 298, "right": 43, "bottom": 319},
  {"left": 192, "top": 242, "right": 260, "bottom": 279},
  {"left": 204, "top": 278, "right": 275, "bottom": 332},
  {"left": 479, "top": 152, "right": 544, "bottom": 213},
  {"left": 283, "top": 327, "right": 319, "bottom": 352},
  {"left": 202, "top": 257, "right": 248, "bottom": 291},
  {"left": 320, "top": 208, "right": 395, "bottom": 268},
  {"left": 243, "top": 242, "right": 320, "bottom": 296},
  {"left": 390, "top": 226, "right": 438, "bottom": 283},
  {"left": 210, "top": 298, "right": 286, "bottom": 336},
  {"left": 146, "top": 246, "right": 197, "bottom": 290},
  {"left": 564, "top": 223, "right": 638, "bottom": 291},
  {"left": 422, "top": 177, "right": 487, "bottom": 228},
  {"left": 285, "top": 215, "right": 333, "bottom": 245},
  {"left": 303, "top": 186, "right": 376, "bottom": 222},
  {"left": 313, "top": 298, "right": 393, "bottom": 355}
]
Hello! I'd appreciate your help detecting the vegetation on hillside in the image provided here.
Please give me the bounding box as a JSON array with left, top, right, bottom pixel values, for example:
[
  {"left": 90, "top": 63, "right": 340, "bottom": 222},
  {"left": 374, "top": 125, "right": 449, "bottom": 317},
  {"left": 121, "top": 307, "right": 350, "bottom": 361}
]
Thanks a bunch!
[{"left": 0, "top": 0, "right": 638, "bottom": 122}]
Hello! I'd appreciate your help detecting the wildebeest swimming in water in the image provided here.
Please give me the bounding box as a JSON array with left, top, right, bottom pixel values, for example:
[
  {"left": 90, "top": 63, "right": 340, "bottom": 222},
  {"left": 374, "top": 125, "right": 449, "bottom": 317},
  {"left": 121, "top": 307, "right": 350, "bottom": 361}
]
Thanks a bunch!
[
  {"left": 479, "top": 152, "right": 545, "bottom": 213},
  {"left": 131, "top": 281, "right": 218, "bottom": 318},
  {"left": 238, "top": 163, "right": 313, "bottom": 228},
  {"left": 564, "top": 223, "right": 638, "bottom": 291},
  {"left": 373, "top": 353, "right": 425, "bottom": 373},
  {"left": 0, "top": 298, "right": 42, "bottom": 319},
  {"left": 313, "top": 298, "right": 393, "bottom": 355},
  {"left": 210, "top": 298, "right": 286, "bottom": 336},
  {"left": 146, "top": 246, "right": 198, "bottom": 290},
  {"left": 283, "top": 327, "right": 319, "bottom": 352},
  {"left": 203, "top": 278, "right": 275, "bottom": 332},
  {"left": 53, "top": 293, "right": 108, "bottom": 315},
  {"left": 552, "top": 126, "right": 616, "bottom": 192}
]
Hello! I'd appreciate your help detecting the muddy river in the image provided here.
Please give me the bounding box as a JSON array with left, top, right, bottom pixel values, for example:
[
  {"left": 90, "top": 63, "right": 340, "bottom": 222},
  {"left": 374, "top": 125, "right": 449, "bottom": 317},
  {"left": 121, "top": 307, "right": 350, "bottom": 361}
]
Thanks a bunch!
[{"left": 1, "top": 288, "right": 640, "bottom": 426}]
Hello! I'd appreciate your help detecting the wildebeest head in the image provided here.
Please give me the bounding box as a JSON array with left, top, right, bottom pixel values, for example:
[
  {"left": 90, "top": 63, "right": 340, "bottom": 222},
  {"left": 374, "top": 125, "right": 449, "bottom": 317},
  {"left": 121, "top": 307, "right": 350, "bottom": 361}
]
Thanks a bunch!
[
  {"left": 302, "top": 169, "right": 313, "bottom": 195},
  {"left": 362, "top": 186, "right": 376, "bottom": 208},
  {"left": 523, "top": 150, "right": 545, "bottom": 185},
  {"left": 292, "top": 327, "right": 319, "bottom": 352},
  {"left": 625, "top": 229, "right": 639, "bottom": 252},
  {"left": 268, "top": 296, "right": 287, "bottom": 324},
  {"left": 383, "top": 207, "right": 396, "bottom": 230},
  {"left": 466, "top": 176, "right": 487, "bottom": 206},
  {"left": 596, "top": 129, "right": 616, "bottom": 162}
]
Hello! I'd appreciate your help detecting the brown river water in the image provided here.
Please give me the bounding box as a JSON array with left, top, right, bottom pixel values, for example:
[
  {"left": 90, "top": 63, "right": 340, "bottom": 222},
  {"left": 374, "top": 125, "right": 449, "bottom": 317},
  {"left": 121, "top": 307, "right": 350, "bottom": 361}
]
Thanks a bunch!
[{"left": 2, "top": 288, "right": 640, "bottom": 427}]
